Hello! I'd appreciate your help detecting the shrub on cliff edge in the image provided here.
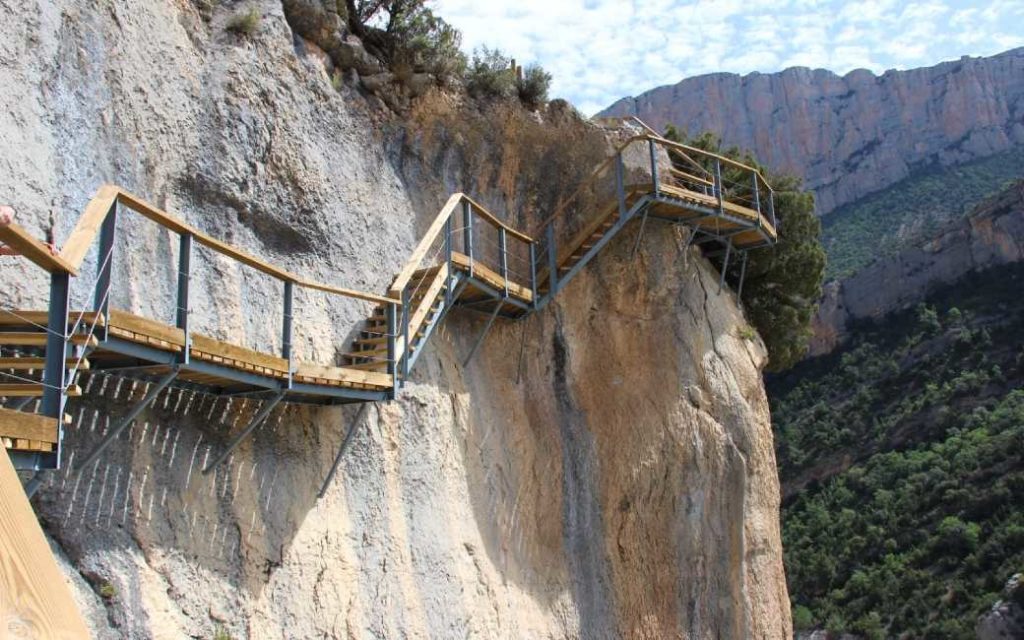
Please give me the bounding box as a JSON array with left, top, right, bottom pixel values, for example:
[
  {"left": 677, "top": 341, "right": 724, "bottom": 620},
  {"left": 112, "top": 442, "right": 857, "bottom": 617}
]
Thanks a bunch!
[{"left": 664, "top": 125, "right": 826, "bottom": 372}]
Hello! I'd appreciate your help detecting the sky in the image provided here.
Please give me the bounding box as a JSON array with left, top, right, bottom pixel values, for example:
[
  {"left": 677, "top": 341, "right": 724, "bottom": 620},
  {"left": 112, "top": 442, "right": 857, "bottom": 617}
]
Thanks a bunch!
[{"left": 433, "top": 0, "right": 1024, "bottom": 116}]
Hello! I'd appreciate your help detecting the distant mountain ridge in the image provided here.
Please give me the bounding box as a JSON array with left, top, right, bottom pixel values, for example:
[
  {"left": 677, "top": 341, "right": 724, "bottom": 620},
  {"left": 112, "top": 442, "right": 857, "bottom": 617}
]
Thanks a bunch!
[{"left": 599, "top": 48, "right": 1024, "bottom": 216}]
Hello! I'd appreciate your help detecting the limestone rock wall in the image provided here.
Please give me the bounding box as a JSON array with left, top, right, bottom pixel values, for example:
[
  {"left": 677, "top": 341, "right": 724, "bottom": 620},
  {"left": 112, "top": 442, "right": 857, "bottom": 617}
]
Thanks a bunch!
[
  {"left": 0, "top": 0, "right": 790, "bottom": 637},
  {"left": 599, "top": 48, "right": 1024, "bottom": 216},
  {"left": 808, "top": 180, "right": 1024, "bottom": 355}
]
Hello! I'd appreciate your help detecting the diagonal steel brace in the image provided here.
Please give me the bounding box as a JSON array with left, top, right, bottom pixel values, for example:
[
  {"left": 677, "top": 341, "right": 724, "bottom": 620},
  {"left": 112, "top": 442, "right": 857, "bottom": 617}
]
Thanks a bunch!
[
  {"left": 75, "top": 367, "right": 181, "bottom": 473},
  {"left": 317, "top": 403, "right": 371, "bottom": 498},
  {"left": 203, "top": 389, "right": 287, "bottom": 474}
]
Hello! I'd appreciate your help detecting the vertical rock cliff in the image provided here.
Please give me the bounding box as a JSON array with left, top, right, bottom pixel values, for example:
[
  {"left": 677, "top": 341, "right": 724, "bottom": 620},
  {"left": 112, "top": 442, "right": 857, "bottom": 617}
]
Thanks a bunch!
[
  {"left": 0, "top": 0, "right": 790, "bottom": 637},
  {"left": 599, "top": 48, "right": 1024, "bottom": 216}
]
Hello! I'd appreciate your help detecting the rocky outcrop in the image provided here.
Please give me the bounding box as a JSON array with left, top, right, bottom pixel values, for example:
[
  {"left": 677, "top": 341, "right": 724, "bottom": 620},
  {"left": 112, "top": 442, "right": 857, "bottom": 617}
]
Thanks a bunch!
[
  {"left": 807, "top": 180, "right": 1024, "bottom": 354},
  {"left": 0, "top": 0, "right": 790, "bottom": 637},
  {"left": 598, "top": 48, "right": 1024, "bottom": 216},
  {"left": 977, "top": 574, "right": 1024, "bottom": 640}
]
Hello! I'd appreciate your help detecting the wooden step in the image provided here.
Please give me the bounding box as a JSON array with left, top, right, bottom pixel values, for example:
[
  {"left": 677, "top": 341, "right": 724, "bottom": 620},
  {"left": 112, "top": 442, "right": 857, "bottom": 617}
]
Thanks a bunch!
[
  {"left": 0, "top": 357, "right": 89, "bottom": 371},
  {"left": 0, "top": 384, "right": 81, "bottom": 398},
  {"left": 0, "top": 407, "right": 58, "bottom": 444},
  {"left": 344, "top": 360, "right": 390, "bottom": 371},
  {"left": 0, "top": 333, "right": 98, "bottom": 347}
]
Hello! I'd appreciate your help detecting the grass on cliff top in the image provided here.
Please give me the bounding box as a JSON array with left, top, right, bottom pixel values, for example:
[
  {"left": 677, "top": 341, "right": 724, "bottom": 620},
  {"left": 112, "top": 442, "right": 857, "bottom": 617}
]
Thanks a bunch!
[{"left": 821, "top": 145, "right": 1024, "bottom": 281}]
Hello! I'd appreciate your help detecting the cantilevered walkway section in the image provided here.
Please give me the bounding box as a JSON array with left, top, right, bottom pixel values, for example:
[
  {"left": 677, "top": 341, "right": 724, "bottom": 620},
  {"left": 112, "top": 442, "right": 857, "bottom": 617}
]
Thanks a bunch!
[{"left": 0, "top": 127, "right": 777, "bottom": 485}]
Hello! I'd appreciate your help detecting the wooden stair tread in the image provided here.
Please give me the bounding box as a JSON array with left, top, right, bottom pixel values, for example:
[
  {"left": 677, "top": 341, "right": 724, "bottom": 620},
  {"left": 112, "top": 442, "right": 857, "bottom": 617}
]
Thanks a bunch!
[
  {"left": 0, "top": 333, "right": 98, "bottom": 347},
  {"left": 0, "top": 384, "right": 81, "bottom": 397},
  {"left": 0, "top": 407, "right": 58, "bottom": 444},
  {"left": 0, "top": 310, "right": 105, "bottom": 328},
  {"left": 0, "top": 357, "right": 89, "bottom": 371}
]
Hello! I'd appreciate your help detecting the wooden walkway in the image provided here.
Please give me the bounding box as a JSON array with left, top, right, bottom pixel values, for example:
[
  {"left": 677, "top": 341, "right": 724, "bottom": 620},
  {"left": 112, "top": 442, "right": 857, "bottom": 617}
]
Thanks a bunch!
[{"left": 0, "top": 129, "right": 777, "bottom": 473}]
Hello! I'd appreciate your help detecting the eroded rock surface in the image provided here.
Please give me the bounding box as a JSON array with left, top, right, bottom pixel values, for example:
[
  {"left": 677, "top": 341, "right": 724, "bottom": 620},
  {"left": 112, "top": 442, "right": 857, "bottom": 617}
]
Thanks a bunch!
[
  {"left": 0, "top": 0, "right": 790, "bottom": 637},
  {"left": 808, "top": 180, "right": 1024, "bottom": 355}
]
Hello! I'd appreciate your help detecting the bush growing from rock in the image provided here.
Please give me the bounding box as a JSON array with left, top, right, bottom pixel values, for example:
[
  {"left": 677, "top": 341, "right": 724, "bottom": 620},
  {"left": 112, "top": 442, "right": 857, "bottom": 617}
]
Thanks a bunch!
[{"left": 516, "top": 64, "right": 552, "bottom": 109}]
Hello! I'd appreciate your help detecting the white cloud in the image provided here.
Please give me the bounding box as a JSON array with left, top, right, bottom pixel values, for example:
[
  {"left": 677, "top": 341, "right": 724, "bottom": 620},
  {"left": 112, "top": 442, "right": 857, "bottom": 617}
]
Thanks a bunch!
[{"left": 432, "top": 0, "right": 1024, "bottom": 115}]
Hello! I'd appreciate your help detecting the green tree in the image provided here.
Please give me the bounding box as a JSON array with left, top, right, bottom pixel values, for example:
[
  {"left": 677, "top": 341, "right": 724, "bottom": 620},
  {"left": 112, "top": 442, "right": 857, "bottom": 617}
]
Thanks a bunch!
[
  {"left": 344, "top": 0, "right": 466, "bottom": 83},
  {"left": 663, "top": 125, "right": 826, "bottom": 371}
]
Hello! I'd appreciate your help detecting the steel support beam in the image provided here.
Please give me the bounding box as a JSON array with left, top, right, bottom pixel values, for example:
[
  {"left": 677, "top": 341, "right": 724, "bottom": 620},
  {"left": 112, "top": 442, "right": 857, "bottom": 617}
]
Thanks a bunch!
[
  {"left": 203, "top": 390, "right": 286, "bottom": 473},
  {"left": 317, "top": 403, "right": 370, "bottom": 498},
  {"left": 719, "top": 239, "right": 732, "bottom": 293},
  {"left": 528, "top": 242, "right": 538, "bottom": 310},
  {"left": 462, "top": 300, "right": 504, "bottom": 367},
  {"left": 737, "top": 251, "right": 749, "bottom": 300},
  {"left": 75, "top": 367, "right": 180, "bottom": 473}
]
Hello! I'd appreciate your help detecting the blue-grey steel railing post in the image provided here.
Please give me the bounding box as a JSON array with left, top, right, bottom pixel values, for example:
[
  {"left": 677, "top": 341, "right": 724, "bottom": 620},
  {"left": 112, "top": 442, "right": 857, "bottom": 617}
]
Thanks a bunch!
[
  {"left": 528, "top": 241, "right": 538, "bottom": 309},
  {"left": 94, "top": 199, "right": 117, "bottom": 341},
  {"left": 42, "top": 273, "right": 70, "bottom": 422},
  {"left": 752, "top": 172, "right": 762, "bottom": 225},
  {"left": 714, "top": 159, "right": 725, "bottom": 215},
  {"left": 498, "top": 227, "right": 508, "bottom": 297},
  {"left": 616, "top": 152, "right": 627, "bottom": 221},
  {"left": 176, "top": 232, "right": 192, "bottom": 365},
  {"left": 768, "top": 188, "right": 777, "bottom": 231},
  {"left": 462, "top": 200, "right": 474, "bottom": 278},
  {"left": 648, "top": 139, "right": 660, "bottom": 197},
  {"left": 386, "top": 301, "right": 398, "bottom": 398},
  {"left": 444, "top": 214, "right": 453, "bottom": 308},
  {"left": 401, "top": 288, "right": 410, "bottom": 385},
  {"left": 546, "top": 224, "right": 557, "bottom": 296},
  {"left": 282, "top": 280, "right": 293, "bottom": 387}
]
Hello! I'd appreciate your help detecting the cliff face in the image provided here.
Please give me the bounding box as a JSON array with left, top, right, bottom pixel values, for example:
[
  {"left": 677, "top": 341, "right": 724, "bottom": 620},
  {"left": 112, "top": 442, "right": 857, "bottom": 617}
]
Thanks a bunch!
[
  {"left": 598, "top": 48, "right": 1024, "bottom": 216},
  {"left": 808, "top": 180, "right": 1024, "bottom": 354},
  {"left": 1, "top": 1, "right": 790, "bottom": 638}
]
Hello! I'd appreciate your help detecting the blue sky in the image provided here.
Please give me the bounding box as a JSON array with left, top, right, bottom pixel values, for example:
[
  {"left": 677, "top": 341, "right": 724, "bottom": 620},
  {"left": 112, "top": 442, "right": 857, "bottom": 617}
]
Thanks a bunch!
[{"left": 433, "top": 0, "right": 1024, "bottom": 116}]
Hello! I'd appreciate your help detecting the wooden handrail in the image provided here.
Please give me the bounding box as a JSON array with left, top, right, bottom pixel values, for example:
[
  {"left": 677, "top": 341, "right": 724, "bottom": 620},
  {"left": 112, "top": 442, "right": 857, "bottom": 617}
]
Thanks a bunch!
[
  {"left": 388, "top": 193, "right": 534, "bottom": 298},
  {"left": 57, "top": 185, "right": 398, "bottom": 307},
  {"left": 0, "top": 222, "right": 79, "bottom": 275},
  {"left": 389, "top": 192, "right": 464, "bottom": 298},
  {"left": 534, "top": 132, "right": 773, "bottom": 235},
  {"left": 462, "top": 195, "right": 534, "bottom": 243}
]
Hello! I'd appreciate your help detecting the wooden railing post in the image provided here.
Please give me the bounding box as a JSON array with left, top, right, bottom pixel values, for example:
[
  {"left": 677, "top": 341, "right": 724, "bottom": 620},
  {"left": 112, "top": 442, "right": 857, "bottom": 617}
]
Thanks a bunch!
[{"left": 176, "top": 232, "right": 192, "bottom": 364}]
